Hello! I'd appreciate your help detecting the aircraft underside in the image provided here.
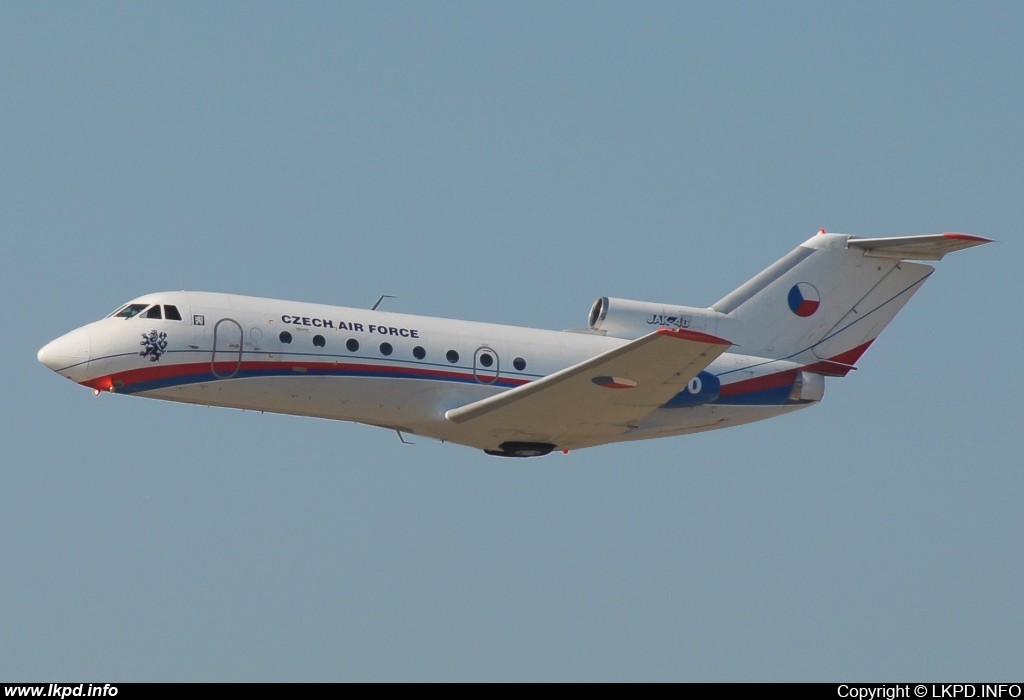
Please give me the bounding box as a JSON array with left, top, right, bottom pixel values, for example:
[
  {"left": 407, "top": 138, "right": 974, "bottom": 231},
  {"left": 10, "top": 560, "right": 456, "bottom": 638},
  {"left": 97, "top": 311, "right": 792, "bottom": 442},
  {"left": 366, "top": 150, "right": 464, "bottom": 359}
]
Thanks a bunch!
[{"left": 138, "top": 374, "right": 806, "bottom": 453}]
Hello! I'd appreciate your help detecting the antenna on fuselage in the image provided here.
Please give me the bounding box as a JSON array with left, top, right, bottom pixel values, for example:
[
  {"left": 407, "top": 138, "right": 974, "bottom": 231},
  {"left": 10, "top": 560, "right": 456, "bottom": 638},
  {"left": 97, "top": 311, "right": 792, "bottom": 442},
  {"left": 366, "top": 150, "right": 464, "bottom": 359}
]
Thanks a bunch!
[
  {"left": 370, "top": 294, "right": 396, "bottom": 311},
  {"left": 395, "top": 430, "right": 416, "bottom": 445}
]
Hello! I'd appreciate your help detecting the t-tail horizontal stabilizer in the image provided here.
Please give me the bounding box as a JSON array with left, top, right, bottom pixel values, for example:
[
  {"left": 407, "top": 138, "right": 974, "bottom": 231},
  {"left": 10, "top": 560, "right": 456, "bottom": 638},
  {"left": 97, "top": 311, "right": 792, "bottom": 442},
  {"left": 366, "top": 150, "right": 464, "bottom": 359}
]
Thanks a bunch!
[{"left": 847, "top": 233, "right": 992, "bottom": 261}]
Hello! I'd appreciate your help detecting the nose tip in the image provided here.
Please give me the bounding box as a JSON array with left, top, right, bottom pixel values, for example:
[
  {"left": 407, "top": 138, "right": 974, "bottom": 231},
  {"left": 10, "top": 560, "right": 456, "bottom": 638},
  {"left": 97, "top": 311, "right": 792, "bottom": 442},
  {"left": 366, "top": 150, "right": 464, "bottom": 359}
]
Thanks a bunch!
[{"left": 38, "top": 326, "right": 91, "bottom": 376}]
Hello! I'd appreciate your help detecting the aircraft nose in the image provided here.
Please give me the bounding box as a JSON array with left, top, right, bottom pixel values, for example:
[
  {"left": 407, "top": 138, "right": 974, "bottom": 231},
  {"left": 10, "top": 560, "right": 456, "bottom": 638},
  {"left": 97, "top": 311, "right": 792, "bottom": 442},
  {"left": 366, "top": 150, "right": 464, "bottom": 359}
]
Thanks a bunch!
[{"left": 38, "top": 326, "right": 91, "bottom": 379}]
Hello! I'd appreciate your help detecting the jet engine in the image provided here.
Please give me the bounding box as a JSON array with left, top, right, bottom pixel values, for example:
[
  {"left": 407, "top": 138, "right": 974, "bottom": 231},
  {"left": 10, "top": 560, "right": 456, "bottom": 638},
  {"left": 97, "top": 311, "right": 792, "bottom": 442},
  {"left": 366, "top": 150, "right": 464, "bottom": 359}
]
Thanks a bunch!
[
  {"left": 588, "top": 296, "right": 726, "bottom": 340},
  {"left": 789, "top": 371, "right": 825, "bottom": 402}
]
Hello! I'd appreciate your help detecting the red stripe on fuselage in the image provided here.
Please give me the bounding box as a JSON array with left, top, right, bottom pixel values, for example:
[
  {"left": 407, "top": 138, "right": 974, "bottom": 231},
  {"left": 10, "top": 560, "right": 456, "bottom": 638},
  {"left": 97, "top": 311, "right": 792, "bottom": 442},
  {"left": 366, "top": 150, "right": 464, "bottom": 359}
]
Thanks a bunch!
[
  {"left": 719, "top": 340, "right": 875, "bottom": 395},
  {"left": 85, "top": 338, "right": 876, "bottom": 402},
  {"left": 718, "top": 369, "right": 798, "bottom": 397},
  {"left": 82, "top": 358, "right": 529, "bottom": 392}
]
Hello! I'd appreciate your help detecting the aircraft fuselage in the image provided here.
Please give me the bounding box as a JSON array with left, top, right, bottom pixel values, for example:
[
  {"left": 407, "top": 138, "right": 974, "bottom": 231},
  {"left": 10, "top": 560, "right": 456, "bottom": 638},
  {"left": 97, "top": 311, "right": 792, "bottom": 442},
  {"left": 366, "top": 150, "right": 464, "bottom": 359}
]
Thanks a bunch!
[{"left": 38, "top": 291, "right": 811, "bottom": 453}]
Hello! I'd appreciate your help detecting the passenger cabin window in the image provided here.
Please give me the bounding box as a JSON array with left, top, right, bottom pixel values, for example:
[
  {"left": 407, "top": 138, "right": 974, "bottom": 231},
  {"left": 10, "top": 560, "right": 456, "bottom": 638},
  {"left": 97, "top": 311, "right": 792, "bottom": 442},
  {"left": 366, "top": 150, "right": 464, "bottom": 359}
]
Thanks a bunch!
[
  {"left": 379, "top": 342, "right": 393, "bottom": 356},
  {"left": 346, "top": 339, "right": 359, "bottom": 352},
  {"left": 113, "top": 303, "right": 149, "bottom": 319},
  {"left": 446, "top": 350, "right": 459, "bottom": 364},
  {"left": 513, "top": 357, "right": 526, "bottom": 371},
  {"left": 313, "top": 335, "right": 326, "bottom": 348},
  {"left": 164, "top": 305, "right": 182, "bottom": 321},
  {"left": 413, "top": 346, "right": 426, "bottom": 360},
  {"left": 279, "top": 331, "right": 292, "bottom": 344}
]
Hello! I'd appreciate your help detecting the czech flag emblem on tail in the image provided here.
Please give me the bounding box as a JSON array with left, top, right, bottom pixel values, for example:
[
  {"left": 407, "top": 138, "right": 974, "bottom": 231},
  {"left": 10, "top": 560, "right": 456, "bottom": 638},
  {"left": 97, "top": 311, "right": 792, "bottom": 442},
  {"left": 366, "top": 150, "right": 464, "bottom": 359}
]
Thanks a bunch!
[{"left": 788, "top": 283, "right": 820, "bottom": 317}]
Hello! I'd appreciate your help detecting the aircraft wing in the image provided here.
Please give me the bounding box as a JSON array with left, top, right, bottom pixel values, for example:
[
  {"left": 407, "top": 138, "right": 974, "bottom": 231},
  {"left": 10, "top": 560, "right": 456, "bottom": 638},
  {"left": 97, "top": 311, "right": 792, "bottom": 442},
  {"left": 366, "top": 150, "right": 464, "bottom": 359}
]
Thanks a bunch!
[
  {"left": 445, "top": 328, "right": 732, "bottom": 450},
  {"left": 848, "top": 233, "right": 992, "bottom": 261}
]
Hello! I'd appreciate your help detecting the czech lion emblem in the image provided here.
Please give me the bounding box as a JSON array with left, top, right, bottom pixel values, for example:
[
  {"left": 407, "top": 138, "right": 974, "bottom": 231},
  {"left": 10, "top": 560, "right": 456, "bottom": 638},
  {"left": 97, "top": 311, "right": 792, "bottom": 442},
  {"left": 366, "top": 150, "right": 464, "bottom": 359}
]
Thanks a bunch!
[{"left": 140, "top": 330, "right": 169, "bottom": 361}]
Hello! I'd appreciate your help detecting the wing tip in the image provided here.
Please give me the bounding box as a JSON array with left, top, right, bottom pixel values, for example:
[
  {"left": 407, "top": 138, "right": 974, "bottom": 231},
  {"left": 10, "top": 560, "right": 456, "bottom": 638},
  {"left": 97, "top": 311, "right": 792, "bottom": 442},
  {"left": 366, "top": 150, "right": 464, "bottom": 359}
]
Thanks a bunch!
[
  {"left": 656, "top": 328, "right": 732, "bottom": 346},
  {"left": 942, "top": 232, "right": 994, "bottom": 244}
]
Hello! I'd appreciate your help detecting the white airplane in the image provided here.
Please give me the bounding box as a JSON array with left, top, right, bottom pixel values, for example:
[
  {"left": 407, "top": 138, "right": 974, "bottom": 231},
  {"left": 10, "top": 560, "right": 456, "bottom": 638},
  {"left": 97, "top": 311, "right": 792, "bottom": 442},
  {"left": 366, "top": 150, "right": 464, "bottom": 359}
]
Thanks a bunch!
[{"left": 38, "top": 231, "right": 989, "bottom": 457}]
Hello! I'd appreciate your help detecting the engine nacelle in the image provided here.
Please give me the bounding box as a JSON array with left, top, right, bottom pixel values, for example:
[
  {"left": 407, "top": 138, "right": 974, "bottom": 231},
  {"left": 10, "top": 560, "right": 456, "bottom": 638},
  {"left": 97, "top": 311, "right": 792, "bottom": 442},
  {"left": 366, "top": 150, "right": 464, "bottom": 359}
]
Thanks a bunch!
[
  {"left": 588, "top": 296, "right": 726, "bottom": 339},
  {"left": 789, "top": 371, "right": 825, "bottom": 402}
]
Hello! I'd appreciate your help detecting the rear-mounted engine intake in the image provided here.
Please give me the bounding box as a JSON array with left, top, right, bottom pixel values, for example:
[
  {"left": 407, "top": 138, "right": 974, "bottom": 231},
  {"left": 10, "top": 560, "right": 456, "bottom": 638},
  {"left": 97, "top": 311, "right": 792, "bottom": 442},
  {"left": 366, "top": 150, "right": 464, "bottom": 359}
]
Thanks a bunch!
[{"left": 588, "top": 296, "right": 725, "bottom": 340}]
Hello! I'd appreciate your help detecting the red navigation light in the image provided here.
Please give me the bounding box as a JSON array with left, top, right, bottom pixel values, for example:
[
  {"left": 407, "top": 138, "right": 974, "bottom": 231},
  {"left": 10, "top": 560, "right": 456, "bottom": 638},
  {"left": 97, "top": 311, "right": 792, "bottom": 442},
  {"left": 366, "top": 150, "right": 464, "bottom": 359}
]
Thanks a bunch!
[{"left": 87, "top": 376, "right": 114, "bottom": 394}]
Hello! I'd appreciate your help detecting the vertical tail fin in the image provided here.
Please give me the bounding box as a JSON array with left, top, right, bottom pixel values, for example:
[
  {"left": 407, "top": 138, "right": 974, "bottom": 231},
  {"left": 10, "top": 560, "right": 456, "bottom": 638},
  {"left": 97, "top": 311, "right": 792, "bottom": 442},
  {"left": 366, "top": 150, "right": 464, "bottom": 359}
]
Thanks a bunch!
[{"left": 713, "top": 232, "right": 990, "bottom": 369}]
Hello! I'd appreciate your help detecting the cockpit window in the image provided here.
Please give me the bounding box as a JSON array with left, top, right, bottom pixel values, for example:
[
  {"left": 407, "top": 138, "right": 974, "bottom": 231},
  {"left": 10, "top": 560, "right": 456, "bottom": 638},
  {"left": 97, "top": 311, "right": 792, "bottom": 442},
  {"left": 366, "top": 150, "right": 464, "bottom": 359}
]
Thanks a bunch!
[
  {"left": 164, "top": 305, "right": 182, "bottom": 321},
  {"left": 112, "top": 303, "right": 150, "bottom": 319},
  {"left": 143, "top": 305, "right": 162, "bottom": 319}
]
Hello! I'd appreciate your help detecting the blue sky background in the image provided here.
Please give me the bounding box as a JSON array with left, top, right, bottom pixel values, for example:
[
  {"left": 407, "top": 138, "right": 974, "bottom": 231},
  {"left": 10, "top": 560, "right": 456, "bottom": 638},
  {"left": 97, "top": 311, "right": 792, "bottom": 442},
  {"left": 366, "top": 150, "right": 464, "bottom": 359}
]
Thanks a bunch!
[{"left": 1, "top": 2, "right": 1020, "bottom": 681}]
